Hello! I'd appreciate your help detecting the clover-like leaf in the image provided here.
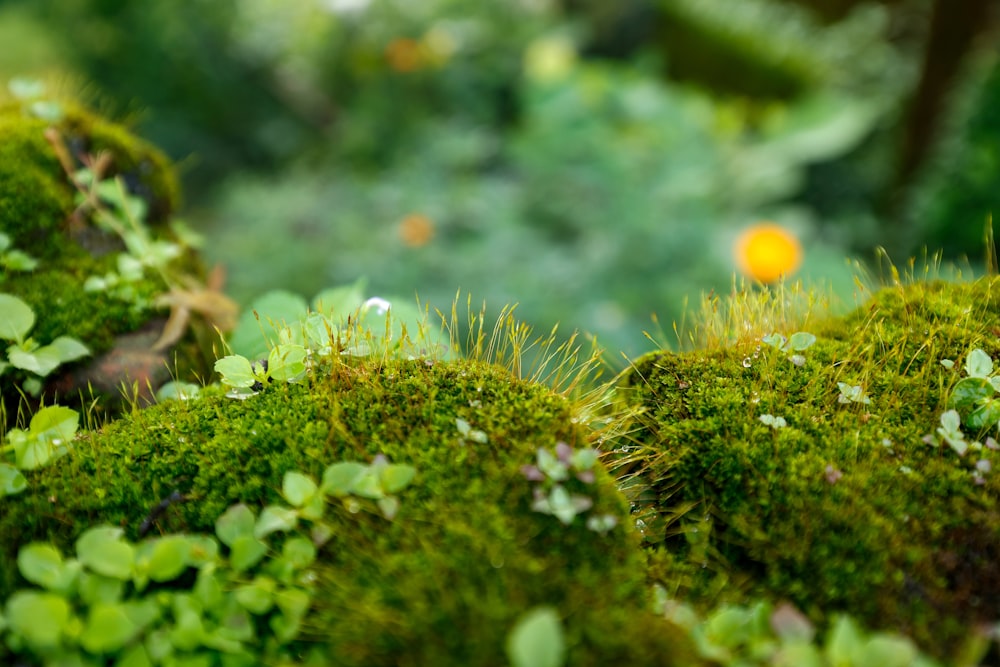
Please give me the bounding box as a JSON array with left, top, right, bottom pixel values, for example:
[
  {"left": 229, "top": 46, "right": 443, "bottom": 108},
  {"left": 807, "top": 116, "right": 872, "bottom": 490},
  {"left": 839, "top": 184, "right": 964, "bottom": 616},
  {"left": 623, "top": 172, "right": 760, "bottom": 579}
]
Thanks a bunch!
[
  {"left": 506, "top": 606, "right": 566, "bottom": 667},
  {"left": 350, "top": 468, "right": 385, "bottom": 500},
  {"left": 0, "top": 463, "right": 27, "bottom": 496},
  {"left": 229, "top": 535, "right": 268, "bottom": 573},
  {"left": 949, "top": 377, "right": 994, "bottom": 413},
  {"left": 254, "top": 505, "right": 298, "bottom": 539},
  {"left": 282, "top": 471, "right": 319, "bottom": 508},
  {"left": 787, "top": 332, "right": 817, "bottom": 351},
  {"left": 144, "top": 535, "right": 193, "bottom": 582},
  {"left": 216, "top": 504, "right": 257, "bottom": 547},
  {"left": 380, "top": 463, "right": 416, "bottom": 494},
  {"left": 17, "top": 543, "right": 77, "bottom": 593},
  {"left": 80, "top": 602, "right": 141, "bottom": 654},
  {"left": 76, "top": 526, "right": 134, "bottom": 580},
  {"left": 966, "top": 399, "right": 1000, "bottom": 432},
  {"left": 0, "top": 293, "right": 35, "bottom": 342},
  {"left": 267, "top": 343, "right": 308, "bottom": 382},
  {"left": 234, "top": 576, "right": 276, "bottom": 615},
  {"left": 5, "top": 591, "right": 70, "bottom": 648},
  {"left": 966, "top": 348, "right": 995, "bottom": 379},
  {"left": 214, "top": 355, "right": 258, "bottom": 389},
  {"left": 321, "top": 461, "right": 367, "bottom": 497},
  {"left": 537, "top": 448, "right": 568, "bottom": 482},
  {"left": 281, "top": 537, "right": 317, "bottom": 570},
  {"left": 570, "top": 448, "right": 599, "bottom": 471}
]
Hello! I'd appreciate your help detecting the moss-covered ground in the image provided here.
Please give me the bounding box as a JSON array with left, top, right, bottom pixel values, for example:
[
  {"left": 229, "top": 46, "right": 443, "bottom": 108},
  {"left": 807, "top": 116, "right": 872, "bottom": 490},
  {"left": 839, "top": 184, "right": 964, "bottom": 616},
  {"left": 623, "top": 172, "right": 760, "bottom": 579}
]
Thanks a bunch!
[
  {"left": 0, "top": 97, "right": 216, "bottom": 411},
  {"left": 615, "top": 276, "right": 1000, "bottom": 659},
  {"left": 1, "top": 355, "right": 699, "bottom": 666}
]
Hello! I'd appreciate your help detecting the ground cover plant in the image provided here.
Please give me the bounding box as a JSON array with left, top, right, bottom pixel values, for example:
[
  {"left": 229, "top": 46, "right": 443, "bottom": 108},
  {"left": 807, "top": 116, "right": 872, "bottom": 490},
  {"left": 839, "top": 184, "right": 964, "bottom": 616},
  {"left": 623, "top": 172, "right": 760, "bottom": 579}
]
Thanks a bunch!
[
  {"left": 613, "top": 266, "right": 1000, "bottom": 662},
  {"left": 2, "top": 86, "right": 997, "bottom": 667}
]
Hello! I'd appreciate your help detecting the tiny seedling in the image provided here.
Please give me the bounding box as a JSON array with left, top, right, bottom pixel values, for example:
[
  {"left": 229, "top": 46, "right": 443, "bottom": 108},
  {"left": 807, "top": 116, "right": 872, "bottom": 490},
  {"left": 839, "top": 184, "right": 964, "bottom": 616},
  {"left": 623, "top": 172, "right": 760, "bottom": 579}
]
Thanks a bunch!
[
  {"left": 946, "top": 347, "right": 1000, "bottom": 432},
  {"left": 761, "top": 331, "right": 816, "bottom": 367},
  {"left": 837, "top": 382, "right": 871, "bottom": 405},
  {"left": 456, "top": 417, "right": 488, "bottom": 445},
  {"left": 215, "top": 343, "right": 308, "bottom": 398},
  {"left": 0, "top": 232, "right": 38, "bottom": 277},
  {"left": 0, "top": 405, "right": 79, "bottom": 497},
  {"left": 521, "top": 441, "right": 617, "bottom": 532},
  {"left": 759, "top": 414, "right": 786, "bottom": 429},
  {"left": 0, "top": 293, "right": 90, "bottom": 396}
]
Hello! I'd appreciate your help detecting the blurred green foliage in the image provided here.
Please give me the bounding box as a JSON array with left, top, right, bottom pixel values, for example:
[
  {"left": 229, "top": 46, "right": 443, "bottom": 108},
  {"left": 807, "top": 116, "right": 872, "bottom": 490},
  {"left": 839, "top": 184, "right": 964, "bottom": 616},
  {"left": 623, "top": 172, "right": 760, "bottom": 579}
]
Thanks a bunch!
[
  {"left": 909, "top": 55, "right": 1000, "bottom": 258},
  {"left": 7, "top": 0, "right": 997, "bottom": 358}
]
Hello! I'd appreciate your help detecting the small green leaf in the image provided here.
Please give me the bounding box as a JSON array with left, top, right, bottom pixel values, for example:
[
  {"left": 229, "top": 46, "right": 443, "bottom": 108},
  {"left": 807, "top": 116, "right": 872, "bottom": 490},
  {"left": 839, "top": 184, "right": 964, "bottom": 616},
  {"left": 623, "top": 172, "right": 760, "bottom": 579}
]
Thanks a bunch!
[
  {"left": 0, "top": 294, "right": 35, "bottom": 342},
  {"left": 214, "top": 355, "right": 258, "bottom": 389},
  {"left": 282, "top": 471, "right": 318, "bottom": 508},
  {"left": 350, "top": 468, "right": 385, "bottom": 499},
  {"left": 966, "top": 399, "right": 1000, "bottom": 432},
  {"left": 570, "top": 448, "right": 599, "bottom": 470},
  {"left": 966, "top": 348, "right": 994, "bottom": 379},
  {"left": 268, "top": 344, "right": 308, "bottom": 382},
  {"left": 787, "top": 332, "right": 816, "bottom": 351},
  {"left": 506, "top": 606, "right": 566, "bottom": 667},
  {"left": 5, "top": 591, "right": 70, "bottom": 648},
  {"left": 229, "top": 535, "right": 268, "bottom": 573},
  {"left": 273, "top": 587, "right": 311, "bottom": 643},
  {"left": 857, "top": 634, "right": 918, "bottom": 667},
  {"left": 312, "top": 279, "right": 366, "bottom": 317},
  {"left": 170, "top": 595, "right": 207, "bottom": 650},
  {"left": 76, "top": 526, "right": 135, "bottom": 580},
  {"left": 156, "top": 381, "right": 201, "bottom": 402},
  {"left": 321, "top": 461, "right": 367, "bottom": 497},
  {"left": 825, "top": 616, "right": 863, "bottom": 667},
  {"left": 282, "top": 537, "right": 317, "bottom": 570},
  {"left": 78, "top": 570, "right": 125, "bottom": 605},
  {"left": 17, "top": 543, "right": 69, "bottom": 591},
  {"left": 299, "top": 492, "right": 326, "bottom": 521},
  {"left": 704, "top": 606, "right": 752, "bottom": 648},
  {"left": 380, "top": 464, "right": 416, "bottom": 494},
  {"left": 80, "top": 602, "right": 140, "bottom": 653},
  {"left": 234, "top": 576, "right": 276, "bottom": 615},
  {"left": 0, "top": 463, "right": 27, "bottom": 496},
  {"left": 547, "top": 486, "right": 592, "bottom": 525},
  {"left": 41, "top": 336, "right": 90, "bottom": 367},
  {"left": 254, "top": 505, "right": 298, "bottom": 539},
  {"left": 377, "top": 496, "right": 400, "bottom": 520},
  {"left": 8, "top": 77, "right": 46, "bottom": 100},
  {"left": 537, "top": 448, "right": 568, "bottom": 482},
  {"left": 939, "top": 409, "right": 963, "bottom": 435},
  {"left": 949, "top": 377, "right": 994, "bottom": 413},
  {"left": 29, "top": 405, "right": 79, "bottom": 444},
  {"left": 216, "top": 504, "right": 257, "bottom": 547},
  {"left": 145, "top": 535, "right": 192, "bottom": 582}
]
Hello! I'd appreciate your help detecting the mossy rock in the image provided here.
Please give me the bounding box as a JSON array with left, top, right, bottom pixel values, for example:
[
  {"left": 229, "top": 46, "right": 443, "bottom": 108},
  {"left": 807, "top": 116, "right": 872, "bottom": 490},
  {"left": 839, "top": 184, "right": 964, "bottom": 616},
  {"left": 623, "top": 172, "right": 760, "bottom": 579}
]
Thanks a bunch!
[
  {"left": 0, "top": 98, "right": 216, "bottom": 411},
  {"left": 0, "top": 357, "right": 700, "bottom": 665},
  {"left": 615, "top": 276, "right": 1000, "bottom": 659}
]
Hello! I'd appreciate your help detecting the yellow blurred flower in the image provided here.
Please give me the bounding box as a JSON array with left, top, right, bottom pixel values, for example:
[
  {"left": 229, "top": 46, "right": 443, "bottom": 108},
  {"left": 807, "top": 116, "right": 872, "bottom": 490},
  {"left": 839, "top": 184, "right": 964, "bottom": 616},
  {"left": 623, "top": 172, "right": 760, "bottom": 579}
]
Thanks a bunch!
[
  {"left": 734, "top": 223, "right": 802, "bottom": 284},
  {"left": 523, "top": 35, "right": 577, "bottom": 83},
  {"left": 385, "top": 38, "right": 425, "bottom": 73},
  {"left": 398, "top": 213, "right": 435, "bottom": 248}
]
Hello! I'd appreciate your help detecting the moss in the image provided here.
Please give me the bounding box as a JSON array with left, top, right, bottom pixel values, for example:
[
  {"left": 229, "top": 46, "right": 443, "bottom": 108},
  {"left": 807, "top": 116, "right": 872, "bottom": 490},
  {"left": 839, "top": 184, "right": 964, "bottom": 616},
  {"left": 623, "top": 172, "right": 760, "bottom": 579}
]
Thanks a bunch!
[
  {"left": 0, "top": 357, "right": 700, "bottom": 666},
  {"left": 0, "top": 99, "right": 207, "bottom": 409},
  {"left": 616, "top": 277, "right": 1000, "bottom": 659}
]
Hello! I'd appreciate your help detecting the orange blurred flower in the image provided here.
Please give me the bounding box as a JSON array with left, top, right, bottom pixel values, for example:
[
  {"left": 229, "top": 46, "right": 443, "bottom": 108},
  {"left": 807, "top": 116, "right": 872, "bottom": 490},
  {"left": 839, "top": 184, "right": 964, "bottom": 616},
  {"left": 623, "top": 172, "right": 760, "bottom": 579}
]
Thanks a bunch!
[
  {"left": 385, "top": 38, "right": 424, "bottom": 73},
  {"left": 398, "top": 213, "right": 434, "bottom": 247},
  {"left": 734, "top": 223, "right": 802, "bottom": 283}
]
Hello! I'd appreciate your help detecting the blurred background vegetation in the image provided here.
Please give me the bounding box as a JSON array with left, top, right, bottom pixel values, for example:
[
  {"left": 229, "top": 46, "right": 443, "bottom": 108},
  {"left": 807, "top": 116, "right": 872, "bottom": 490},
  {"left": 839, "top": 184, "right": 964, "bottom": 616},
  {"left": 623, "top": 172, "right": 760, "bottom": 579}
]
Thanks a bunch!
[{"left": 1, "top": 0, "right": 999, "bottom": 361}]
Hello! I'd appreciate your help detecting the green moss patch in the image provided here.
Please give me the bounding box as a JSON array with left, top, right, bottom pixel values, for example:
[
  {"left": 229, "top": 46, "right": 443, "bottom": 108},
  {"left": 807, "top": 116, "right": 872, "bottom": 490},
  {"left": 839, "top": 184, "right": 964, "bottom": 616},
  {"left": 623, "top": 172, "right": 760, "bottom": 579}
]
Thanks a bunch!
[
  {"left": 616, "top": 277, "right": 1000, "bottom": 658},
  {"left": 1, "top": 357, "right": 697, "bottom": 665}
]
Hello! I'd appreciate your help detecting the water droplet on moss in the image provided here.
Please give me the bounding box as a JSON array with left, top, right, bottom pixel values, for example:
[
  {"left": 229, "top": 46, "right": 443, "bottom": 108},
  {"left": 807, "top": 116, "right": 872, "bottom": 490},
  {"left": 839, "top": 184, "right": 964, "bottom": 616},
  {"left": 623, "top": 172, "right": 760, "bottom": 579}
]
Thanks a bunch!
[{"left": 742, "top": 358, "right": 752, "bottom": 368}]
